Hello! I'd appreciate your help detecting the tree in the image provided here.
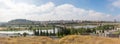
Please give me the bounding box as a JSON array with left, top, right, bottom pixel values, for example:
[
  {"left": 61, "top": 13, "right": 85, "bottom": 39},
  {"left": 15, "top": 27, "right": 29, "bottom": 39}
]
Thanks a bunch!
[
  {"left": 53, "top": 25, "right": 56, "bottom": 36},
  {"left": 57, "top": 28, "right": 61, "bottom": 37},
  {"left": 17, "top": 33, "right": 21, "bottom": 36},
  {"left": 40, "top": 29, "right": 42, "bottom": 36},
  {"left": 33, "top": 29, "right": 39, "bottom": 36},
  {"left": 46, "top": 29, "right": 49, "bottom": 36},
  {"left": 62, "top": 27, "right": 70, "bottom": 35},
  {"left": 86, "top": 28, "right": 92, "bottom": 33},
  {"left": 33, "top": 30, "right": 36, "bottom": 35},
  {"left": 49, "top": 31, "right": 52, "bottom": 36},
  {"left": 42, "top": 31, "right": 46, "bottom": 36},
  {"left": 95, "top": 25, "right": 114, "bottom": 31},
  {"left": 77, "top": 28, "right": 86, "bottom": 34},
  {"left": 23, "top": 32, "right": 28, "bottom": 37}
]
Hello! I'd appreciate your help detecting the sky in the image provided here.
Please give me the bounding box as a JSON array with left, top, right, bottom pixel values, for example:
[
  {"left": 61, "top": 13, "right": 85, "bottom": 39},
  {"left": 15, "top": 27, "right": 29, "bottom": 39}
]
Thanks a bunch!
[{"left": 0, "top": 0, "right": 120, "bottom": 22}]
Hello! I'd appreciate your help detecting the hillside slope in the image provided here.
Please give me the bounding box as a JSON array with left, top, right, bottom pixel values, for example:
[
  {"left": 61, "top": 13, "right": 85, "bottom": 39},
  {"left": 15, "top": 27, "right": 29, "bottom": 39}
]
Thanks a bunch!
[
  {"left": 59, "top": 35, "right": 120, "bottom": 44},
  {"left": 0, "top": 35, "right": 120, "bottom": 44}
]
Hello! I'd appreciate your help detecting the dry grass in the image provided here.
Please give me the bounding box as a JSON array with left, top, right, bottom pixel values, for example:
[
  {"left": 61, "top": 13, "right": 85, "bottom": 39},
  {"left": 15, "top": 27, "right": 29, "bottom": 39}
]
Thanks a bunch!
[
  {"left": 0, "top": 27, "right": 7, "bottom": 30},
  {"left": 0, "top": 35, "right": 120, "bottom": 44},
  {"left": 59, "top": 35, "right": 120, "bottom": 44},
  {"left": 0, "top": 36, "right": 57, "bottom": 44}
]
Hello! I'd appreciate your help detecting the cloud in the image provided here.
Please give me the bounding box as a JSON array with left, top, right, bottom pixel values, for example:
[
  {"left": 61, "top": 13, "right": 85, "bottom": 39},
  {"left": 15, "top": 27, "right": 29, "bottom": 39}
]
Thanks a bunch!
[
  {"left": 35, "top": 4, "right": 114, "bottom": 21},
  {"left": 112, "top": 0, "right": 120, "bottom": 8},
  {"left": 0, "top": 0, "right": 55, "bottom": 22},
  {"left": 0, "top": 0, "right": 116, "bottom": 22}
]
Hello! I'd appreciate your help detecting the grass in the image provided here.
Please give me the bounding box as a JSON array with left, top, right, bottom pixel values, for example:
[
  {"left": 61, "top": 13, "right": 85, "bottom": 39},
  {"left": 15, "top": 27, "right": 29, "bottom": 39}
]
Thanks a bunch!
[
  {"left": 0, "top": 26, "right": 54, "bottom": 31},
  {"left": 0, "top": 27, "right": 7, "bottom": 30},
  {"left": 0, "top": 35, "right": 120, "bottom": 44},
  {"left": 32, "top": 26, "right": 53, "bottom": 30},
  {"left": 0, "top": 36, "right": 57, "bottom": 44},
  {"left": 112, "top": 30, "right": 120, "bottom": 34},
  {"left": 59, "top": 35, "right": 120, "bottom": 44}
]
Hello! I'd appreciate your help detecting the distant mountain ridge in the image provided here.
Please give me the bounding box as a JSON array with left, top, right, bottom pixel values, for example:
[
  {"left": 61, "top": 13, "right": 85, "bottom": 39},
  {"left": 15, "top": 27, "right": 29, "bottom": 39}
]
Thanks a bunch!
[
  {"left": 0, "top": 19, "right": 118, "bottom": 27},
  {"left": 8, "top": 19, "right": 34, "bottom": 25}
]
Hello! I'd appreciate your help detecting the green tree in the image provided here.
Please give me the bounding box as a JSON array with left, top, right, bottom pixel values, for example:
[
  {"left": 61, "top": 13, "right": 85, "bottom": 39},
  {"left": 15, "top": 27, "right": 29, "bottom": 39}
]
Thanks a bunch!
[
  {"left": 29, "top": 26, "right": 33, "bottom": 30},
  {"left": 53, "top": 25, "right": 56, "bottom": 36},
  {"left": 36, "top": 30, "right": 40, "bottom": 36},
  {"left": 33, "top": 29, "right": 39, "bottom": 36},
  {"left": 46, "top": 29, "right": 49, "bottom": 36},
  {"left": 23, "top": 32, "right": 28, "bottom": 37},
  {"left": 40, "top": 29, "right": 42, "bottom": 36}
]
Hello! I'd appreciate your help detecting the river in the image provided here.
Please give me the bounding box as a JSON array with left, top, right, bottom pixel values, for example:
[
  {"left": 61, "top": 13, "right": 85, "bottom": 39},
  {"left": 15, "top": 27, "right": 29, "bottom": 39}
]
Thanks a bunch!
[{"left": 0, "top": 25, "right": 97, "bottom": 37}]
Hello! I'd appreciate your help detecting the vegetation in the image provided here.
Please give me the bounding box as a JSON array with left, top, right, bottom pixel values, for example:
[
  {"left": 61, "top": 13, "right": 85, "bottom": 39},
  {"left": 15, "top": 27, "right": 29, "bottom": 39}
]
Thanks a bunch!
[
  {"left": 0, "top": 19, "right": 119, "bottom": 44},
  {"left": 95, "top": 25, "right": 114, "bottom": 30},
  {"left": 23, "top": 32, "right": 28, "bottom": 37},
  {"left": 32, "top": 24, "right": 115, "bottom": 38},
  {"left": 0, "top": 36, "right": 57, "bottom": 44},
  {"left": 112, "top": 30, "right": 120, "bottom": 34},
  {"left": 0, "top": 35, "right": 119, "bottom": 44},
  {"left": 0, "top": 24, "right": 116, "bottom": 38},
  {"left": 59, "top": 35, "right": 120, "bottom": 44}
]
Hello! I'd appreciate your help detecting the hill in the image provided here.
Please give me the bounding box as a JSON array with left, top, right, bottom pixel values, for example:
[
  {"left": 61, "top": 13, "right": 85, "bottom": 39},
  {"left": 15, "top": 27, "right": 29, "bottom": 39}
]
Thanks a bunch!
[
  {"left": 59, "top": 35, "right": 120, "bottom": 44},
  {"left": 7, "top": 19, "right": 33, "bottom": 25}
]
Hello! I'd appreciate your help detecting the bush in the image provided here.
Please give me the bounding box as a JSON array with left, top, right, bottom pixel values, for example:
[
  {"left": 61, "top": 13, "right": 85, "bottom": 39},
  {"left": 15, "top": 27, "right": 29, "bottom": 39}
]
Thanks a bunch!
[{"left": 23, "top": 32, "right": 28, "bottom": 37}]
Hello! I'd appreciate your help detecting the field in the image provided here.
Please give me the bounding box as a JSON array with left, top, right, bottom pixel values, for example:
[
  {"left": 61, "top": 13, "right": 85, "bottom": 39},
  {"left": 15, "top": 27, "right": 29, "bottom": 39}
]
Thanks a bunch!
[
  {"left": 0, "top": 35, "right": 120, "bottom": 44},
  {"left": 0, "top": 27, "right": 7, "bottom": 30},
  {"left": 0, "top": 36, "right": 57, "bottom": 44},
  {"left": 59, "top": 35, "right": 120, "bottom": 44},
  {"left": 0, "top": 26, "right": 54, "bottom": 31}
]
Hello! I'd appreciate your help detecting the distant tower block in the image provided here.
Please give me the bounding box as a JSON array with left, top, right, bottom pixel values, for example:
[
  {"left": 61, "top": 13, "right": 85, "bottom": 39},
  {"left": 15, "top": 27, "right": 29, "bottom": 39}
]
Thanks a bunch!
[{"left": 114, "top": 19, "right": 117, "bottom": 23}]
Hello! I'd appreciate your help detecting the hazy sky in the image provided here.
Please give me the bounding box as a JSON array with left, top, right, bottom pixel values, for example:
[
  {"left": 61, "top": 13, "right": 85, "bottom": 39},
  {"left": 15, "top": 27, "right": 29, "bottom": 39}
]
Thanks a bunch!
[{"left": 0, "top": 0, "right": 120, "bottom": 22}]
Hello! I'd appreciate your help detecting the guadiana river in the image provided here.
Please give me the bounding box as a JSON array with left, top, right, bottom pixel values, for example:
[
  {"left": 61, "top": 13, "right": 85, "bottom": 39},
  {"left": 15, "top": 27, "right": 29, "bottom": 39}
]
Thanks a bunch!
[
  {"left": 0, "top": 25, "right": 97, "bottom": 37},
  {"left": 0, "top": 29, "right": 58, "bottom": 37}
]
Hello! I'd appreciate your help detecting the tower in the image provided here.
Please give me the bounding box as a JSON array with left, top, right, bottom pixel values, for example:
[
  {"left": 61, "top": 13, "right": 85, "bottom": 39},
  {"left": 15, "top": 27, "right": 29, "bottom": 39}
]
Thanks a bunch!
[{"left": 114, "top": 19, "right": 117, "bottom": 23}]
